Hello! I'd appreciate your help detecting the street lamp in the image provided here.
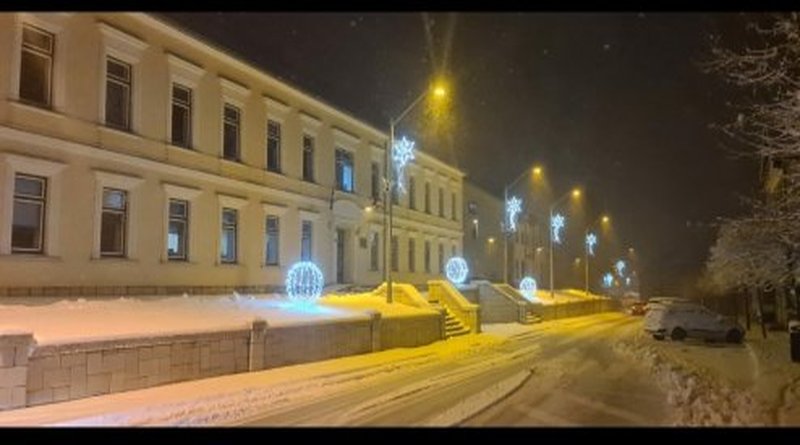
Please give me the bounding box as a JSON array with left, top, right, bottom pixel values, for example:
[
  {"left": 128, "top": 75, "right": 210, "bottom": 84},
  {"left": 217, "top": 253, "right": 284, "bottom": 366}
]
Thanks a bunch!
[
  {"left": 549, "top": 187, "right": 581, "bottom": 298},
  {"left": 502, "top": 164, "right": 542, "bottom": 283},
  {"left": 584, "top": 214, "right": 610, "bottom": 297},
  {"left": 385, "top": 82, "right": 447, "bottom": 304}
]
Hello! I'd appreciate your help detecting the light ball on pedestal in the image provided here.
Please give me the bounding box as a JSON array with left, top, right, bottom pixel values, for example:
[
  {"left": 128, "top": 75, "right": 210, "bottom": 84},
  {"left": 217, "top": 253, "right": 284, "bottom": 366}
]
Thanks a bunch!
[
  {"left": 445, "top": 257, "right": 469, "bottom": 285},
  {"left": 519, "top": 276, "right": 537, "bottom": 301},
  {"left": 285, "top": 261, "right": 324, "bottom": 306}
]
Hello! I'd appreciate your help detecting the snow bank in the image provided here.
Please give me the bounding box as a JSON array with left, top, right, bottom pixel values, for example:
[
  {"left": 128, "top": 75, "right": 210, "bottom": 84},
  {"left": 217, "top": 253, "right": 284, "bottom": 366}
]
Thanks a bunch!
[{"left": 613, "top": 338, "right": 770, "bottom": 425}]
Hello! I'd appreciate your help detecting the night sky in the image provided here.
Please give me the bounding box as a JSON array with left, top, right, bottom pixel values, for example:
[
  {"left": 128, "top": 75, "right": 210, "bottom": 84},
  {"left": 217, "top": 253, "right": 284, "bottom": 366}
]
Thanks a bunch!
[{"left": 160, "top": 12, "right": 761, "bottom": 296}]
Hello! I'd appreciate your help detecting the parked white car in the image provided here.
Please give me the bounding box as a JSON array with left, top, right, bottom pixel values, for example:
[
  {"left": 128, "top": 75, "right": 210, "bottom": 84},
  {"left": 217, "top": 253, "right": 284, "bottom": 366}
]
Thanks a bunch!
[{"left": 644, "top": 303, "right": 745, "bottom": 343}]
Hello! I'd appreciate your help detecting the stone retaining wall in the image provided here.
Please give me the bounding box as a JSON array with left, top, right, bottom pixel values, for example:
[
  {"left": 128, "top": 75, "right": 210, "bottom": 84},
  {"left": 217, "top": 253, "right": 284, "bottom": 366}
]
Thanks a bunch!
[{"left": 0, "top": 311, "right": 444, "bottom": 411}]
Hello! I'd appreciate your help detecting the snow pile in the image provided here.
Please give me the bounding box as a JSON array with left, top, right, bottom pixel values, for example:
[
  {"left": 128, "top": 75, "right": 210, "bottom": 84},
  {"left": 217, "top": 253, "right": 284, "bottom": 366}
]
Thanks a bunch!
[
  {"left": 613, "top": 339, "right": 770, "bottom": 426},
  {"left": 319, "top": 293, "right": 438, "bottom": 318}
]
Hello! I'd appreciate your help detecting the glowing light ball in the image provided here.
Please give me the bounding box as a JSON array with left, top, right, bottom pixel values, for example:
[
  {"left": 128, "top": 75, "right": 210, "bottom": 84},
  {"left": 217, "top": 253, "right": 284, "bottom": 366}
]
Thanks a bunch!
[
  {"left": 445, "top": 257, "right": 469, "bottom": 285},
  {"left": 285, "top": 261, "right": 324, "bottom": 305},
  {"left": 519, "top": 276, "right": 537, "bottom": 301}
]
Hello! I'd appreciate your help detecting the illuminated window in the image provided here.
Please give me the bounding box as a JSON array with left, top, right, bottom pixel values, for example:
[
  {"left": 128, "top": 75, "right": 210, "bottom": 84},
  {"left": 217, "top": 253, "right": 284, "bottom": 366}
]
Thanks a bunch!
[
  {"left": 424, "top": 241, "right": 431, "bottom": 273},
  {"left": 220, "top": 208, "right": 237, "bottom": 263},
  {"left": 408, "top": 238, "right": 416, "bottom": 272},
  {"left": 167, "top": 199, "right": 188, "bottom": 261},
  {"left": 335, "top": 148, "right": 354, "bottom": 192},
  {"left": 369, "top": 232, "right": 379, "bottom": 271}
]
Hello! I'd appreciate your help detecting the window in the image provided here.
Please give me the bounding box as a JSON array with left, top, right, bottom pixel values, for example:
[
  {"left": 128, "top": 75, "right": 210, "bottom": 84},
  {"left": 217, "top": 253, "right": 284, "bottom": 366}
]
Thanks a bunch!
[
  {"left": 452, "top": 245, "right": 457, "bottom": 257},
  {"left": 335, "top": 148, "right": 354, "bottom": 192},
  {"left": 11, "top": 174, "right": 46, "bottom": 253},
  {"left": 167, "top": 199, "right": 188, "bottom": 260},
  {"left": 265, "top": 215, "right": 280, "bottom": 265},
  {"left": 171, "top": 84, "right": 192, "bottom": 148},
  {"left": 424, "top": 182, "right": 431, "bottom": 213},
  {"left": 19, "top": 24, "right": 54, "bottom": 107},
  {"left": 391, "top": 235, "right": 399, "bottom": 272},
  {"left": 439, "top": 187, "right": 445, "bottom": 217},
  {"left": 266, "top": 120, "right": 281, "bottom": 173},
  {"left": 370, "top": 233, "right": 379, "bottom": 271},
  {"left": 302, "top": 134, "right": 315, "bottom": 182},
  {"left": 100, "top": 188, "right": 127, "bottom": 257},
  {"left": 371, "top": 162, "right": 381, "bottom": 202},
  {"left": 220, "top": 208, "right": 237, "bottom": 263},
  {"left": 223, "top": 103, "right": 240, "bottom": 161},
  {"left": 424, "top": 241, "right": 431, "bottom": 273},
  {"left": 105, "top": 57, "right": 132, "bottom": 130},
  {"left": 408, "top": 238, "right": 416, "bottom": 273},
  {"left": 408, "top": 176, "right": 416, "bottom": 210},
  {"left": 452, "top": 192, "right": 457, "bottom": 220},
  {"left": 301, "top": 220, "right": 313, "bottom": 261},
  {"left": 438, "top": 243, "right": 444, "bottom": 273}
]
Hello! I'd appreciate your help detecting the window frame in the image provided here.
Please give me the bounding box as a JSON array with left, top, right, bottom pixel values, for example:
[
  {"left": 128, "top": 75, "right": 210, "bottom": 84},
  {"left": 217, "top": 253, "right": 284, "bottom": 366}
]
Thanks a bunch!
[
  {"left": 99, "top": 187, "right": 128, "bottom": 258},
  {"left": 266, "top": 119, "right": 282, "bottom": 173},
  {"left": 222, "top": 103, "right": 241, "bottom": 162},
  {"left": 18, "top": 23, "right": 54, "bottom": 109},
  {"left": 11, "top": 173, "right": 47, "bottom": 254},
  {"left": 301, "top": 219, "right": 314, "bottom": 261},
  {"left": 302, "top": 134, "right": 315, "bottom": 182},
  {"left": 265, "top": 214, "right": 280, "bottom": 266},
  {"left": 334, "top": 147, "right": 355, "bottom": 193},
  {"left": 170, "top": 82, "right": 193, "bottom": 148},
  {"left": 167, "top": 198, "right": 189, "bottom": 261},
  {"left": 220, "top": 207, "right": 238, "bottom": 264}
]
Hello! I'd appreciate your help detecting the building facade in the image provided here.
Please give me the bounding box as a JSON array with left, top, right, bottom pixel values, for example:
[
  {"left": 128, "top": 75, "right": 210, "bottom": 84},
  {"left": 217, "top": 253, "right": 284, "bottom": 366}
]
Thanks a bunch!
[
  {"left": 0, "top": 12, "right": 463, "bottom": 296},
  {"left": 462, "top": 181, "right": 536, "bottom": 285}
]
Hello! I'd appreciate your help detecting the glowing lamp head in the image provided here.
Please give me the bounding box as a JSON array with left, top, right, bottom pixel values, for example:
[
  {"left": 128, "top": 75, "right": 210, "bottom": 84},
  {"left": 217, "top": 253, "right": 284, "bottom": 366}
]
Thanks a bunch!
[
  {"left": 487, "top": 237, "right": 495, "bottom": 244},
  {"left": 365, "top": 205, "right": 374, "bottom": 213},
  {"left": 445, "top": 257, "right": 469, "bottom": 285},
  {"left": 533, "top": 166, "right": 542, "bottom": 175},
  {"left": 572, "top": 188, "right": 582, "bottom": 199},
  {"left": 519, "top": 276, "right": 537, "bottom": 302},
  {"left": 433, "top": 85, "right": 447, "bottom": 98},
  {"left": 602, "top": 215, "right": 610, "bottom": 224},
  {"left": 285, "top": 261, "right": 324, "bottom": 306}
]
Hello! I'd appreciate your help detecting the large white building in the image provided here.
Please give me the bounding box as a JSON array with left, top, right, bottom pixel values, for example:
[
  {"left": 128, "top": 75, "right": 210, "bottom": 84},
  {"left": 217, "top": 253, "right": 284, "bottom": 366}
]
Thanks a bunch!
[{"left": 0, "top": 12, "right": 464, "bottom": 297}]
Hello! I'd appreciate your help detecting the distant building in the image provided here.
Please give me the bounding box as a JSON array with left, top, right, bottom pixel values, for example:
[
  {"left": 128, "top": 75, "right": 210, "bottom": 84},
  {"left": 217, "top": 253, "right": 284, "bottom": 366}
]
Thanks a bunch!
[{"left": 0, "top": 13, "right": 464, "bottom": 296}]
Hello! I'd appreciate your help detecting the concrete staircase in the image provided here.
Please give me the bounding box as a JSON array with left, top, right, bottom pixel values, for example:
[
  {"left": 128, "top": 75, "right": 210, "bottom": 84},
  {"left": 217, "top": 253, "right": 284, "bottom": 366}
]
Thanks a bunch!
[
  {"left": 440, "top": 305, "right": 471, "bottom": 338},
  {"left": 523, "top": 311, "right": 543, "bottom": 324}
]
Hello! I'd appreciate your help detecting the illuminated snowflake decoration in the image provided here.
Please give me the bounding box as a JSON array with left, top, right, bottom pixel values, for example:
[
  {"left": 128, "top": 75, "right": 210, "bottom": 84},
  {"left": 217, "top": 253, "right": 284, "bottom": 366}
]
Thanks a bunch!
[
  {"left": 585, "top": 232, "right": 597, "bottom": 256},
  {"left": 551, "top": 213, "right": 566, "bottom": 244},
  {"left": 602, "top": 272, "right": 614, "bottom": 288},
  {"left": 285, "top": 261, "right": 324, "bottom": 306},
  {"left": 519, "top": 276, "right": 537, "bottom": 302},
  {"left": 506, "top": 196, "right": 522, "bottom": 233},
  {"left": 625, "top": 277, "right": 631, "bottom": 286},
  {"left": 615, "top": 260, "right": 626, "bottom": 277},
  {"left": 445, "top": 257, "right": 469, "bottom": 285},
  {"left": 392, "top": 136, "right": 415, "bottom": 194}
]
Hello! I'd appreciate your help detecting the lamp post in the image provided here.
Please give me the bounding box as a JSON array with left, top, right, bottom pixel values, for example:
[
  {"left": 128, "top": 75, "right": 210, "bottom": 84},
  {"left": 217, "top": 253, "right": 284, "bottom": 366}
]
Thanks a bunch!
[
  {"left": 584, "top": 214, "right": 609, "bottom": 297},
  {"left": 503, "top": 165, "right": 542, "bottom": 284},
  {"left": 385, "top": 84, "right": 446, "bottom": 304},
  {"left": 549, "top": 188, "right": 581, "bottom": 298}
]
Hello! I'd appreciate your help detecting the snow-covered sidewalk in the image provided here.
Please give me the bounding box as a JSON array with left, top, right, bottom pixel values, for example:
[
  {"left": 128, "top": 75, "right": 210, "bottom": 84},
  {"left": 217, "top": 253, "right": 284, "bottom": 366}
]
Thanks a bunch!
[{"left": 0, "top": 292, "right": 436, "bottom": 346}]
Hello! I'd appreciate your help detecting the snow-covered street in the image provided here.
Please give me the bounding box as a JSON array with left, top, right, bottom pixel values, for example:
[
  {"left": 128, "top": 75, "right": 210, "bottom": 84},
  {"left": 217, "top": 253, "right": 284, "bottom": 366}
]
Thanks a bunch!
[{"left": 1, "top": 312, "right": 799, "bottom": 426}]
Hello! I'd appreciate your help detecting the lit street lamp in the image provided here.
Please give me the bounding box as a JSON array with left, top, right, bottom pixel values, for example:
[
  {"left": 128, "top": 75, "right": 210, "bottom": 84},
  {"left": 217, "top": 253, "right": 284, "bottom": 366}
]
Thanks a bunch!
[
  {"left": 385, "top": 83, "right": 447, "bottom": 304},
  {"left": 584, "top": 214, "right": 610, "bottom": 297},
  {"left": 549, "top": 188, "right": 581, "bottom": 298}
]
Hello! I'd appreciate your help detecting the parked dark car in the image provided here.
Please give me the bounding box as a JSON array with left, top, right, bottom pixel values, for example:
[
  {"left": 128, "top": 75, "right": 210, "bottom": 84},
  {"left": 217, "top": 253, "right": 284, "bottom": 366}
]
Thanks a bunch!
[{"left": 628, "top": 302, "right": 646, "bottom": 316}]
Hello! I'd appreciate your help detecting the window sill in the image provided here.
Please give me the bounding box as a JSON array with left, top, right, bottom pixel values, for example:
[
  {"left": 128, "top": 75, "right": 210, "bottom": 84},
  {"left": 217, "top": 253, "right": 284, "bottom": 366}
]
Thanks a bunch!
[
  {"left": 0, "top": 253, "right": 62, "bottom": 262},
  {"left": 91, "top": 256, "right": 139, "bottom": 263},
  {"left": 100, "top": 125, "right": 142, "bottom": 141},
  {"left": 220, "top": 157, "right": 243, "bottom": 165},
  {"left": 262, "top": 263, "right": 281, "bottom": 268},
  {"left": 8, "top": 100, "right": 66, "bottom": 120},
  {"left": 161, "top": 259, "right": 199, "bottom": 265},
  {"left": 265, "top": 168, "right": 283, "bottom": 176},
  {"left": 167, "top": 143, "right": 195, "bottom": 152},
  {"left": 216, "top": 262, "right": 242, "bottom": 267}
]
